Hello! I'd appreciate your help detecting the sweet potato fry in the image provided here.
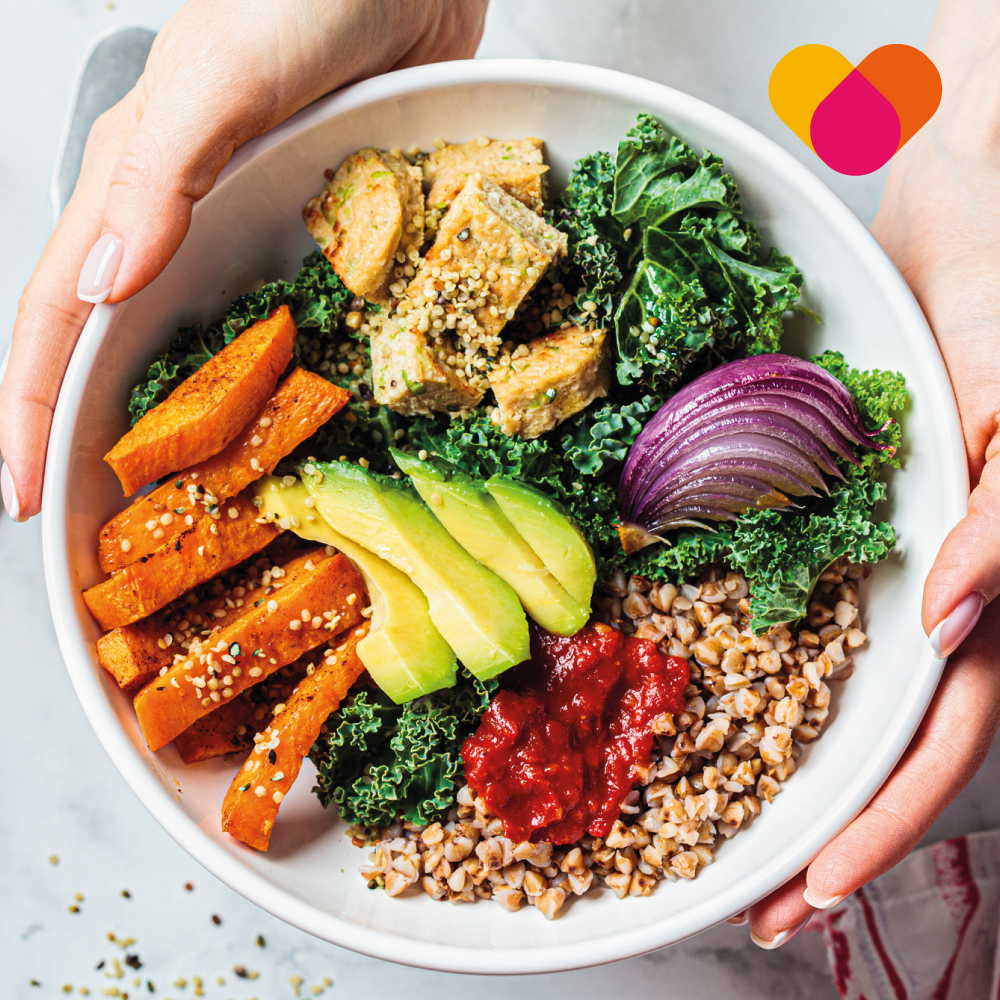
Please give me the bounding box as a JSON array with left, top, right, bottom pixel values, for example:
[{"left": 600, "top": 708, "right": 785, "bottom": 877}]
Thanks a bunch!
[
  {"left": 174, "top": 654, "right": 317, "bottom": 764},
  {"left": 104, "top": 305, "right": 297, "bottom": 496},
  {"left": 222, "top": 621, "right": 370, "bottom": 850},
  {"left": 95, "top": 545, "right": 299, "bottom": 691},
  {"left": 83, "top": 492, "right": 279, "bottom": 631},
  {"left": 133, "top": 551, "right": 365, "bottom": 751},
  {"left": 98, "top": 369, "right": 350, "bottom": 573}
]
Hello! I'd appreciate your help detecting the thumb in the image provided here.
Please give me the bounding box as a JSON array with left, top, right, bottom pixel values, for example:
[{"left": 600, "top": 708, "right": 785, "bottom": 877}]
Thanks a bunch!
[{"left": 921, "top": 445, "right": 1000, "bottom": 656}]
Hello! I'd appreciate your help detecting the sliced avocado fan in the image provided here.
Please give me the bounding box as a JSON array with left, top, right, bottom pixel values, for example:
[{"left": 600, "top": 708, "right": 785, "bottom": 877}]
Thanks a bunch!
[
  {"left": 255, "top": 476, "right": 457, "bottom": 703},
  {"left": 393, "top": 450, "right": 590, "bottom": 637}
]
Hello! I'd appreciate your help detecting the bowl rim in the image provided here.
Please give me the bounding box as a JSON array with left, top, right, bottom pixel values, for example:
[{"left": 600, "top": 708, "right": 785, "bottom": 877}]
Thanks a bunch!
[{"left": 42, "top": 56, "right": 965, "bottom": 975}]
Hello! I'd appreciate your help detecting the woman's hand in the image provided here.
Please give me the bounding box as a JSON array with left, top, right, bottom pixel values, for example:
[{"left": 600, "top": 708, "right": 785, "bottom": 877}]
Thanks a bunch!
[
  {"left": 0, "top": 0, "right": 487, "bottom": 521},
  {"left": 747, "top": 0, "right": 1000, "bottom": 948}
]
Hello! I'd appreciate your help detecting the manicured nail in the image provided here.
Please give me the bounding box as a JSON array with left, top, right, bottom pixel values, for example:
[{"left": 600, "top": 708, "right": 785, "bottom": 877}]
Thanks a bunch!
[
  {"left": 929, "top": 592, "right": 985, "bottom": 658},
  {"left": 726, "top": 910, "right": 748, "bottom": 926},
  {"left": 77, "top": 233, "right": 123, "bottom": 304},
  {"left": 750, "top": 915, "right": 811, "bottom": 950},
  {"left": 1, "top": 461, "right": 21, "bottom": 521},
  {"left": 803, "top": 887, "right": 845, "bottom": 909}
]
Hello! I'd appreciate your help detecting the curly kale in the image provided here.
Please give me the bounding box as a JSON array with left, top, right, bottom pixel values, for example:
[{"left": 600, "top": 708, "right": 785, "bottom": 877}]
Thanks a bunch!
[
  {"left": 606, "top": 116, "right": 803, "bottom": 389},
  {"left": 310, "top": 670, "right": 497, "bottom": 827},
  {"left": 128, "top": 251, "right": 353, "bottom": 423}
]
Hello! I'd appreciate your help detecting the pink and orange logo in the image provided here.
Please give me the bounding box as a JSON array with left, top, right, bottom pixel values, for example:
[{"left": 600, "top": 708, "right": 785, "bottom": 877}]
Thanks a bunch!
[{"left": 769, "top": 44, "right": 941, "bottom": 176}]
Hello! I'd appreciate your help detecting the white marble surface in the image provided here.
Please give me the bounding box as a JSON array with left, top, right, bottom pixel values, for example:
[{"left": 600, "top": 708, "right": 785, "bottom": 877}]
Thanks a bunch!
[{"left": 3, "top": 1, "right": 998, "bottom": 997}]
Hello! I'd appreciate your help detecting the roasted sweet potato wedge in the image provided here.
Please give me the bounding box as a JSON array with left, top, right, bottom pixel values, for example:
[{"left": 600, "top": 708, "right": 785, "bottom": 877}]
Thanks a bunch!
[
  {"left": 133, "top": 551, "right": 365, "bottom": 751},
  {"left": 174, "top": 654, "right": 316, "bottom": 764},
  {"left": 83, "top": 492, "right": 280, "bottom": 631},
  {"left": 98, "top": 369, "right": 350, "bottom": 573},
  {"left": 104, "top": 305, "right": 297, "bottom": 496},
  {"left": 95, "top": 545, "right": 296, "bottom": 691},
  {"left": 222, "top": 621, "right": 369, "bottom": 850}
]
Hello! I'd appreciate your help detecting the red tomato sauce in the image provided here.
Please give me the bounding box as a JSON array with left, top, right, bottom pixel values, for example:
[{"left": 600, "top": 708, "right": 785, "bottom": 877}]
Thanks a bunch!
[{"left": 461, "top": 622, "right": 690, "bottom": 844}]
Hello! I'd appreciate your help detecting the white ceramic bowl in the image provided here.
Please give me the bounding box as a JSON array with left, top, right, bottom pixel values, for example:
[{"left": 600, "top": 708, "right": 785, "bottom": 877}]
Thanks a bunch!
[{"left": 43, "top": 59, "right": 966, "bottom": 974}]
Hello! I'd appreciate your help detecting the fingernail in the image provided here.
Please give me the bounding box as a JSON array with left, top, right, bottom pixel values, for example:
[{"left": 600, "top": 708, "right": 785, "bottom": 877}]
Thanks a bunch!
[
  {"left": 803, "top": 887, "right": 845, "bottom": 909},
  {"left": 750, "top": 915, "right": 811, "bottom": 950},
  {"left": 929, "top": 592, "right": 985, "bottom": 658},
  {"left": 726, "top": 910, "right": 748, "bottom": 926},
  {"left": 77, "top": 233, "right": 123, "bottom": 304},
  {"left": 1, "top": 461, "right": 22, "bottom": 521}
]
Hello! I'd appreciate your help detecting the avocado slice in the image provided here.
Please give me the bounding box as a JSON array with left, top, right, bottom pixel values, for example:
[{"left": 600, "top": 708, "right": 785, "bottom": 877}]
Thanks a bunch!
[
  {"left": 301, "top": 461, "right": 529, "bottom": 680},
  {"left": 486, "top": 476, "right": 597, "bottom": 607},
  {"left": 393, "top": 450, "right": 590, "bottom": 636},
  {"left": 255, "top": 477, "right": 457, "bottom": 702}
]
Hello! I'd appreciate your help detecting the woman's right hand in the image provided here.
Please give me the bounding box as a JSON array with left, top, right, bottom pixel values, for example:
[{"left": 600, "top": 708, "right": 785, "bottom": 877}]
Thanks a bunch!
[{"left": 0, "top": 0, "right": 488, "bottom": 522}]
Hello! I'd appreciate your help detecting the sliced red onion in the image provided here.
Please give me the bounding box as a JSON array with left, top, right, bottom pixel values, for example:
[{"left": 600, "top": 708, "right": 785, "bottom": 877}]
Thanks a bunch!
[{"left": 616, "top": 354, "right": 893, "bottom": 553}]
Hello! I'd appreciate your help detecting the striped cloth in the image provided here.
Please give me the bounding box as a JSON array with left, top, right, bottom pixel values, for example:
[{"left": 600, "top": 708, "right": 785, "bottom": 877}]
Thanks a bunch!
[{"left": 808, "top": 830, "right": 1000, "bottom": 999}]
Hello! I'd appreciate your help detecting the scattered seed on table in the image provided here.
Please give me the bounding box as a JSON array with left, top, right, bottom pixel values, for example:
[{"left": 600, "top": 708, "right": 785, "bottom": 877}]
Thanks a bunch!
[{"left": 211, "top": 914, "right": 221, "bottom": 925}]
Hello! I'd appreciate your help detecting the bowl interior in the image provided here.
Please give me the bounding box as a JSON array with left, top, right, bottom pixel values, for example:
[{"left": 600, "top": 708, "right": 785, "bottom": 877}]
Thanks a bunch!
[{"left": 46, "top": 61, "right": 965, "bottom": 973}]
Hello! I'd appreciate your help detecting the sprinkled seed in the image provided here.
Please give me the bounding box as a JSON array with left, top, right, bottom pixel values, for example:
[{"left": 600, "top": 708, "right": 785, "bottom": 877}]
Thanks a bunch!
[{"left": 120, "top": 539, "right": 131, "bottom": 552}]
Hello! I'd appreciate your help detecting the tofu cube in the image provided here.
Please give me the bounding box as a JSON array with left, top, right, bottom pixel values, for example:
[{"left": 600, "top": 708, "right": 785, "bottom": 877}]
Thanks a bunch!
[
  {"left": 303, "top": 147, "right": 423, "bottom": 301},
  {"left": 423, "top": 136, "right": 548, "bottom": 215},
  {"left": 370, "top": 317, "right": 483, "bottom": 416},
  {"left": 489, "top": 327, "right": 611, "bottom": 439},
  {"left": 371, "top": 175, "right": 567, "bottom": 414}
]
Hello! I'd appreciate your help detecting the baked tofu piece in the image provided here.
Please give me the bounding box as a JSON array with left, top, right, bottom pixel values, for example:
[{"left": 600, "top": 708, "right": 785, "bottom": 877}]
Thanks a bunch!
[
  {"left": 423, "top": 136, "right": 548, "bottom": 214},
  {"left": 371, "top": 175, "right": 567, "bottom": 415},
  {"left": 303, "top": 148, "right": 423, "bottom": 301},
  {"left": 370, "top": 318, "right": 483, "bottom": 416},
  {"left": 489, "top": 327, "right": 611, "bottom": 439}
]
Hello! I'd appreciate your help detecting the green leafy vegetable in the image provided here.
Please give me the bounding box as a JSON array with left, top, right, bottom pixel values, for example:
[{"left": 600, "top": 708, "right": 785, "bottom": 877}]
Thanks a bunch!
[
  {"left": 554, "top": 151, "right": 626, "bottom": 328},
  {"left": 605, "top": 115, "right": 803, "bottom": 389},
  {"left": 310, "top": 670, "right": 497, "bottom": 827},
  {"left": 612, "top": 123, "right": 739, "bottom": 231}
]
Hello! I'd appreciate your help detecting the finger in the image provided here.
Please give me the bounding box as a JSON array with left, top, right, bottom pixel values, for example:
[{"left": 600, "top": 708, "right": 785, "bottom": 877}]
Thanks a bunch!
[
  {"left": 799, "top": 600, "right": 1000, "bottom": 910},
  {"left": 747, "top": 870, "right": 814, "bottom": 949},
  {"left": 921, "top": 447, "right": 1000, "bottom": 652},
  {"left": 0, "top": 95, "right": 139, "bottom": 519}
]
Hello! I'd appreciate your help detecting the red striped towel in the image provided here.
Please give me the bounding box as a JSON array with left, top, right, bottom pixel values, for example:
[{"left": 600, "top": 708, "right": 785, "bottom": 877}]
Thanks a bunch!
[{"left": 809, "top": 830, "right": 1000, "bottom": 999}]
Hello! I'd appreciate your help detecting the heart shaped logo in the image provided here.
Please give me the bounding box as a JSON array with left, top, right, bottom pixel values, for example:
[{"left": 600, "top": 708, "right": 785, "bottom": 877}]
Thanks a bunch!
[{"left": 769, "top": 44, "right": 941, "bottom": 176}]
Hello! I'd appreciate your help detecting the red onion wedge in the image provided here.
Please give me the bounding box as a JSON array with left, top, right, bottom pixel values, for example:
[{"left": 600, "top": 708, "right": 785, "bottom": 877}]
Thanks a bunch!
[{"left": 616, "top": 354, "right": 894, "bottom": 553}]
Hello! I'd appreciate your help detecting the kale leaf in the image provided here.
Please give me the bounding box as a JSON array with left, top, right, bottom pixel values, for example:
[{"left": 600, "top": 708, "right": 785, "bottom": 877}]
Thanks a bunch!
[
  {"left": 554, "top": 151, "right": 626, "bottom": 329},
  {"left": 310, "top": 670, "right": 497, "bottom": 827},
  {"left": 612, "top": 120, "right": 739, "bottom": 232},
  {"left": 127, "top": 251, "right": 352, "bottom": 424},
  {"left": 608, "top": 116, "right": 802, "bottom": 389}
]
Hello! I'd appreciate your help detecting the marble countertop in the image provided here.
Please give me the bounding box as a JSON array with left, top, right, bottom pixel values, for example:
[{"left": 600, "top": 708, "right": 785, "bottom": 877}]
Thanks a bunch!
[{"left": 4, "top": 2, "right": 997, "bottom": 997}]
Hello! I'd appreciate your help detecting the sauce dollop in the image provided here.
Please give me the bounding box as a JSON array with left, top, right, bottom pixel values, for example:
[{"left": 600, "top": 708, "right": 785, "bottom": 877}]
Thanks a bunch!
[{"left": 461, "top": 622, "right": 689, "bottom": 844}]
